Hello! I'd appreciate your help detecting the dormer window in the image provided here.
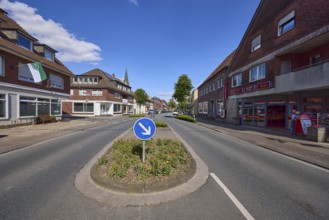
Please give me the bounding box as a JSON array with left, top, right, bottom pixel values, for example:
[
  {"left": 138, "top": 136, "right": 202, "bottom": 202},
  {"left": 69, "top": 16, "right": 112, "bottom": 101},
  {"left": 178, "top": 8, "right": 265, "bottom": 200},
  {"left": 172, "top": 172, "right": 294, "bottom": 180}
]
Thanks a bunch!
[
  {"left": 18, "top": 34, "right": 32, "bottom": 50},
  {"left": 44, "top": 48, "right": 55, "bottom": 61}
]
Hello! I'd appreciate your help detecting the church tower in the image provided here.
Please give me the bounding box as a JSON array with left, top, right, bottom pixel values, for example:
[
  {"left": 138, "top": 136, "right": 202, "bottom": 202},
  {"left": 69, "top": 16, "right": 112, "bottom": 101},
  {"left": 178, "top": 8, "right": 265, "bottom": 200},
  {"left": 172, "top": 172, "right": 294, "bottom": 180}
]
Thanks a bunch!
[{"left": 124, "top": 68, "right": 130, "bottom": 86}]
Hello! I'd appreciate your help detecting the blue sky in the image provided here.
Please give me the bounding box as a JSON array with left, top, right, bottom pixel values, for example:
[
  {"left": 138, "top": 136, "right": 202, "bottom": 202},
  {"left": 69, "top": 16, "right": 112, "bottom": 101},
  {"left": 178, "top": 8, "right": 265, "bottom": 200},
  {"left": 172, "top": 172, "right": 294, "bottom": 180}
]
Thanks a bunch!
[{"left": 0, "top": 0, "right": 259, "bottom": 101}]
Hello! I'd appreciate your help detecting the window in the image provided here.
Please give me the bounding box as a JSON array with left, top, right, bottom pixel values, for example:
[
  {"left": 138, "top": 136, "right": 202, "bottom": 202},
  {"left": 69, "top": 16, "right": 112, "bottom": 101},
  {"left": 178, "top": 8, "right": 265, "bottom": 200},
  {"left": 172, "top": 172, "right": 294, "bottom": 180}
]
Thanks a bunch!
[
  {"left": 70, "top": 89, "right": 74, "bottom": 95},
  {"left": 251, "top": 35, "right": 261, "bottom": 52},
  {"left": 0, "top": 56, "right": 4, "bottom": 76},
  {"left": 114, "top": 104, "right": 122, "bottom": 113},
  {"left": 73, "top": 102, "right": 94, "bottom": 113},
  {"left": 92, "top": 90, "right": 103, "bottom": 96},
  {"left": 72, "top": 78, "right": 78, "bottom": 84},
  {"left": 249, "top": 63, "right": 266, "bottom": 82},
  {"left": 18, "top": 63, "right": 34, "bottom": 82},
  {"left": 115, "top": 92, "right": 122, "bottom": 99},
  {"left": 44, "top": 48, "right": 54, "bottom": 61},
  {"left": 232, "top": 73, "right": 242, "bottom": 87},
  {"left": 18, "top": 34, "right": 32, "bottom": 50},
  {"left": 217, "top": 77, "right": 223, "bottom": 88},
  {"left": 49, "top": 74, "right": 64, "bottom": 89},
  {"left": 278, "top": 10, "right": 295, "bottom": 36},
  {"left": 79, "top": 90, "right": 89, "bottom": 96},
  {"left": 217, "top": 101, "right": 224, "bottom": 117},
  {"left": 0, "top": 93, "right": 7, "bottom": 118},
  {"left": 198, "top": 103, "right": 203, "bottom": 113},
  {"left": 51, "top": 99, "right": 61, "bottom": 115},
  {"left": 280, "top": 60, "right": 292, "bottom": 74},
  {"left": 20, "top": 96, "right": 37, "bottom": 117},
  {"left": 310, "top": 54, "right": 322, "bottom": 65},
  {"left": 203, "top": 101, "right": 208, "bottom": 114},
  {"left": 93, "top": 77, "right": 98, "bottom": 84},
  {"left": 37, "top": 98, "right": 50, "bottom": 115}
]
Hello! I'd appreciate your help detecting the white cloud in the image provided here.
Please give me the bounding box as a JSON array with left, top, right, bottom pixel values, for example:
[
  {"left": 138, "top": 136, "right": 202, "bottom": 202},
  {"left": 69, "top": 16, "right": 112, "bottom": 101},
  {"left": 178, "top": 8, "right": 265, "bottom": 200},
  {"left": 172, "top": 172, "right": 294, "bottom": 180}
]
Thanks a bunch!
[
  {"left": 158, "top": 92, "right": 174, "bottom": 98},
  {"left": 0, "top": 0, "right": 102, "bottom": 64},
  {"left": 129, "top": 0, "right": 139, "bottom": 6}
]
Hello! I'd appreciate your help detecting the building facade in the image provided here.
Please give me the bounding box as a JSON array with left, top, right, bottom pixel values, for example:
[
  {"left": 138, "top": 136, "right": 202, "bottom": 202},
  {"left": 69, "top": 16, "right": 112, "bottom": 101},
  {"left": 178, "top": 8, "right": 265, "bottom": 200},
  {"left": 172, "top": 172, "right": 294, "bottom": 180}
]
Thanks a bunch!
[
  {"left": 226, "top": 0, "right": 329, "bottom": 129},
  {"left": 197, "top": 51, "right": 235, "bottom": 120},
  {"left": 62, "top": 68, "right": 134, "bottom": 117},
  {"left": 0, "top": 9, "right": 73, "bottom": 127}
]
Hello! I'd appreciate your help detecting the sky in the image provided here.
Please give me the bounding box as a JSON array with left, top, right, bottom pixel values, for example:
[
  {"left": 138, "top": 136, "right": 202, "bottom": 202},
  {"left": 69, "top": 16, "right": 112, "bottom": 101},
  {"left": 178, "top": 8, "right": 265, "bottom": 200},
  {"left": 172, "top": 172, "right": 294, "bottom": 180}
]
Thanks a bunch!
[{"left": 0, "top": 0, "right": 260, "bottom": 101}]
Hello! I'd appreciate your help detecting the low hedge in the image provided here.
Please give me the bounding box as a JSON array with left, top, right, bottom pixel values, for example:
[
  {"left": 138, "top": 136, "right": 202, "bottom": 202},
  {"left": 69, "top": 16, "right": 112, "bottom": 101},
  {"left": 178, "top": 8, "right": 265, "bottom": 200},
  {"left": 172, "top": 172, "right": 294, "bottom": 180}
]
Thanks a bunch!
[
  {"left": 175, "top": 114, "right": 197, "bottom": 123},
  {"left": 154, "top": 121, "right": 168, "bottom": 128}
]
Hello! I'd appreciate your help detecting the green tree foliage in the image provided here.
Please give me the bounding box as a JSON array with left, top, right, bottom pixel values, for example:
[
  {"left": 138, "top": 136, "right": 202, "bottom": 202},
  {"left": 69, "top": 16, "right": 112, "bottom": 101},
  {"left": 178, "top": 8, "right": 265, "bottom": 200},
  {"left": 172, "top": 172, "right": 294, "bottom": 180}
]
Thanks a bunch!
[
  {"left": 134, "top": 88, "right": 148, "bottom": 113},
  {"left": 173, "top": 74, "right": 193, "bottom": 112},
  {"left": 167, "top": 98, "right": 177, "bottom": 110}
]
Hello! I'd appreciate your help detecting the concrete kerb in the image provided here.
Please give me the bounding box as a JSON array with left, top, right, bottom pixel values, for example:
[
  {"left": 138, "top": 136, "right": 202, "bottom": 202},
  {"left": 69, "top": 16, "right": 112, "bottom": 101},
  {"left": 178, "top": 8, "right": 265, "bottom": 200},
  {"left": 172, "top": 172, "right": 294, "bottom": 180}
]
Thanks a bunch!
[{"left": 75, "top": 125, "right": 209, "bottom": 207}]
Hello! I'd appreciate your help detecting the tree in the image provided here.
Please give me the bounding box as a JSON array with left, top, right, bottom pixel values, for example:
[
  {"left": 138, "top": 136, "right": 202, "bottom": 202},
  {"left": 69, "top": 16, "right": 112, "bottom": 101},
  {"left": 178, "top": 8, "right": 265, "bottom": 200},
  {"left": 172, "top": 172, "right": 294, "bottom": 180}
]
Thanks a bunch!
[
  {"left": 173, "top": 74, "right": 193, "bottom": 113},
  {"left": 167, "top": 98, "right": 177, "bottom": 110},
  {"left": 134, "top": 88, "right": 148, "bottom": 113}
]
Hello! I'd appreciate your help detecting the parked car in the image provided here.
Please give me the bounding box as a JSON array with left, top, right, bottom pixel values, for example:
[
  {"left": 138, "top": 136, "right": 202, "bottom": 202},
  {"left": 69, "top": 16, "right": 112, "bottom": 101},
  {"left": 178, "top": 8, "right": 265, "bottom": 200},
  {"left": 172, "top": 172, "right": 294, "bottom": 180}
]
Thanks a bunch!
[{"left": 173, "top": 110, "right": 179, "bottom": 116}]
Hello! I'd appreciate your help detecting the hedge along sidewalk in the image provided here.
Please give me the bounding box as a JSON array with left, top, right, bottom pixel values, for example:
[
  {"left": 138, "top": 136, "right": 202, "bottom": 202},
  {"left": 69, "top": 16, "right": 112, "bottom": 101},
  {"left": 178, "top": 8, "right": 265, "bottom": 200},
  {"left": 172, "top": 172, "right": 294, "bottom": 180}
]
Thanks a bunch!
[{"left": 75, "top": 125, "right": 209, "bottom": 207}]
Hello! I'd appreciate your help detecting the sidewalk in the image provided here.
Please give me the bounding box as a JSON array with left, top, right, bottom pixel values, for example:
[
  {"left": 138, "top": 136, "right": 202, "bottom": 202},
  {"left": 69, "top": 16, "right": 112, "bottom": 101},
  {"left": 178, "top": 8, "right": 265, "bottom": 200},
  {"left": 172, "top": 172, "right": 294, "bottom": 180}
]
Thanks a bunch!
[
  {"left": 0, "top": 117, "right": 118, "bottom": 154},
  {"left": 196, "top": 118, "right": 329, "bottom": 170}
]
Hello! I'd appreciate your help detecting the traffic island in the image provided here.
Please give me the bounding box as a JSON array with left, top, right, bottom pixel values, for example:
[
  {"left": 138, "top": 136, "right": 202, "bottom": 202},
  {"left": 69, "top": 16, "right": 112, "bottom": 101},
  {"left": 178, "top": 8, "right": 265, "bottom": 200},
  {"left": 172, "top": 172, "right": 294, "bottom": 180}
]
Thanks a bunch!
[
  {"left": 90, "top": 136, "right": 196, "bottom": 193},
  {"left": 75, "top": 125, "right": 209, "bottom": 207}
]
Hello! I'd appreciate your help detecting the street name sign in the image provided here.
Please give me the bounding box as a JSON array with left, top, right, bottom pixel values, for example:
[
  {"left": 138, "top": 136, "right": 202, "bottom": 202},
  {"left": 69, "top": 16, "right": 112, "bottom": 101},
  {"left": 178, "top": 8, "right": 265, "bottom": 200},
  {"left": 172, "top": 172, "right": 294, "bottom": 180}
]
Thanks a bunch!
[{"left": 133, "top": 117, "right": 156, "bottom": 141}]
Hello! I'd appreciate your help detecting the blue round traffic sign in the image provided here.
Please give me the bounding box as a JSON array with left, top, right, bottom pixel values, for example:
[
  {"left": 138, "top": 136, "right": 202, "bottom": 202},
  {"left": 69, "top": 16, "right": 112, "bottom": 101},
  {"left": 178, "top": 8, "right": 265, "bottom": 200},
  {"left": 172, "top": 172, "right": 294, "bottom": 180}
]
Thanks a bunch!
[{"left": 133, "top": 117, "right": 156, "bottom": 140}]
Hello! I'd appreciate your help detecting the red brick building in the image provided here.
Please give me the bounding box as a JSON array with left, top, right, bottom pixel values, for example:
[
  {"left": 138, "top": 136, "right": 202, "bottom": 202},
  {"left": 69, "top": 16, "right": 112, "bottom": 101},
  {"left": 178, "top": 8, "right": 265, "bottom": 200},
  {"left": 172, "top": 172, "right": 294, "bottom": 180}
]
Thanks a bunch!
[
  {"left": 0, "top": 9, "right": 73, "bottom": 127},
  {"left": 62, "top": 68, "right": 134, "bottom": 116},
  {"left": 197, "top": 51, "right": 235, "bottom": 119},
  {"left": 225, "top": 0, "right": 329, "bottom": 129}
]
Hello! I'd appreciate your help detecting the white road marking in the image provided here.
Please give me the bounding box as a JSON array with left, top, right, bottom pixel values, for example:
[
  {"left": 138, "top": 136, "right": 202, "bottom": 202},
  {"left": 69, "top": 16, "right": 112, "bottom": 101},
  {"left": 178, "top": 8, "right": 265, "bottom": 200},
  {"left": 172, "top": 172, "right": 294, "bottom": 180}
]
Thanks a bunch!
[{"left": 210, "top": 173, "right": 255, "bottom": 220}]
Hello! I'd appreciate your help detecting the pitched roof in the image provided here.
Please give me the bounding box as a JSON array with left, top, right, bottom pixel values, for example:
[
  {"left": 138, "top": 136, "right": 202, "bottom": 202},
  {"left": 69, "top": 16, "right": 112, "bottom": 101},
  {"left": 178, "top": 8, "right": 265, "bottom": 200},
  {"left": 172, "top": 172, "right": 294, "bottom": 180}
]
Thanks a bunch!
[
  {"left": 74, "top": 68, "right": 134, "bottom": 95},
  {"left": 0, "top": 8, "right": 73, "bottom": 77}
]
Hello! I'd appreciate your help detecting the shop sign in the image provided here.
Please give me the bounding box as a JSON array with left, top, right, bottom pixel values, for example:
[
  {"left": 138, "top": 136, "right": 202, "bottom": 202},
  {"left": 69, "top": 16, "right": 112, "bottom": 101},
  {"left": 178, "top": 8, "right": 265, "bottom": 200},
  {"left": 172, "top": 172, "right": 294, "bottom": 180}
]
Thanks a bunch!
[
  {"left": 235, "top": 87, "right": 244, "bottom": 94},
  {"left": 257, "top": 81, "right": 272, "bottom": 90},
  {"left": 245, "top": 85, "right": 256, "bottom": 93}
]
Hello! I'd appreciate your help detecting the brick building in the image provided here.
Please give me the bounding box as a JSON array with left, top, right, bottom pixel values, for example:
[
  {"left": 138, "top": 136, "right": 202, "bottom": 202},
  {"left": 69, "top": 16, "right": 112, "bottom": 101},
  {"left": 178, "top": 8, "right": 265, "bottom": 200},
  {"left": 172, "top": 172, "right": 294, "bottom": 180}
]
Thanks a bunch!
[
  {"left": 0, "top": 9, "right": 73, "bottom": 127},
  {"left": 226, "top": 0, "right": 329, "bottom": 129},
  {"left": 62, "top": 68, "right": 134, "bottom": 116},
  {"left": 197, "top": 51, "right": 235, "bottom": 120}
]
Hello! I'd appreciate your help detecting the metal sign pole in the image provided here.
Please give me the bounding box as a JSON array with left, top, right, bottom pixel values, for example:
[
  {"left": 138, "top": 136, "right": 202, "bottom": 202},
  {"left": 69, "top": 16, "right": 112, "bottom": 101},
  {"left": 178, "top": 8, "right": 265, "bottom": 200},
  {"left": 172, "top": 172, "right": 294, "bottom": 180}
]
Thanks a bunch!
[{"left": 142, "top": 141, "right": 145, "bottom": 163}]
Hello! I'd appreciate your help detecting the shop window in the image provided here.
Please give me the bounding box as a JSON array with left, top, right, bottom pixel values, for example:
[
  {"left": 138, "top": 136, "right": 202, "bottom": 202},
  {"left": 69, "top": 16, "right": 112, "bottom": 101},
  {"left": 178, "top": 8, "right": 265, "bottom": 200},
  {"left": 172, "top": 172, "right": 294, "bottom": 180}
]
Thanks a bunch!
[
  {"left": 249, "top": 63, "right": 266, "bottom": 82},
  {"left": 278, "top": 10, "right": 295, "bottom": 36},
  {"left": 51, "top": 99, "right": 61, "bottom": 115},
  {"left": 73, "top": 102, "right": 94, "bottom": 113},
  {"left": 232, "top": 73, "right": 242, "bottom": 87},
  {"left": 251, "top": 35, "right": 261, "bottom": 52},
  {"left": 0, "top": 93, "right": 7, "bottom": 118},
  {"left": 37, "top": 98, "right": 50, "bottom": 115},
  {"left": 20, "top": 96, "right": 37, "bottom": 117},
  {"left": 114, "top": 104, "right": 122, "bottom": 113},
  {"left": 303, "top": 97, "right": 322, "bottom": 103}
]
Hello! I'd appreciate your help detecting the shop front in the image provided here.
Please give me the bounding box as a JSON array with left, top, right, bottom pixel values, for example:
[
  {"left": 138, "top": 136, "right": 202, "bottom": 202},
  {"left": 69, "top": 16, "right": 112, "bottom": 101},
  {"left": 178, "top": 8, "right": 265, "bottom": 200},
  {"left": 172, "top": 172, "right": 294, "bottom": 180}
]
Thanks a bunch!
[{"left": 238, "top": 90, "right": 329, "bottom": 130}]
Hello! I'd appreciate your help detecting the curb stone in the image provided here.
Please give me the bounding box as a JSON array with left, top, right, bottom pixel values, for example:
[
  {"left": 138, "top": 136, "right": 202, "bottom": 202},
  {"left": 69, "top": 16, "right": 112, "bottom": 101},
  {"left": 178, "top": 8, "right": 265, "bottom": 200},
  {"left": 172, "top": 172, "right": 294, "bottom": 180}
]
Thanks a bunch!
[{"left": 75, "top": 125, "right": 209, "bottom": 207}]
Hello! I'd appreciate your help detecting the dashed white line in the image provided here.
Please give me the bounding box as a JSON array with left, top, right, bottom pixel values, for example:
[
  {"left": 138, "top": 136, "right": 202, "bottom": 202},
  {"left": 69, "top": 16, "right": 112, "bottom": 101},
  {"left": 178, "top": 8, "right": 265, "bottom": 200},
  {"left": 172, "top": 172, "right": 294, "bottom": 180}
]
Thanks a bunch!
[{"left": 210, "top": 173, "right": 255, "bottom": 220}]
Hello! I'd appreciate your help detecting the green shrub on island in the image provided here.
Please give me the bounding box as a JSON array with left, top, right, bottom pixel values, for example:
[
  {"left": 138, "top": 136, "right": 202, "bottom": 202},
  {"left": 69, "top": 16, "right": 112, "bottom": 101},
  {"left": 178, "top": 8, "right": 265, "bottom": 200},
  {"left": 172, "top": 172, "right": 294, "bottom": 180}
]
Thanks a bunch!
[
  {"left": 129, "top": 114, "right": 145, "bottom": 118},
  {"left": 175, "top": 114, "right": 196, "bottom": 123}
]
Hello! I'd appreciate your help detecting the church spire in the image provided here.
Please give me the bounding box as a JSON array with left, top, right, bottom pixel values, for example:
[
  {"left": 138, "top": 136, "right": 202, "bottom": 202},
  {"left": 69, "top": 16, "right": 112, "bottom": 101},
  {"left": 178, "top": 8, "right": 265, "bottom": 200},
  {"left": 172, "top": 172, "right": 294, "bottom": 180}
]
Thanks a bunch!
[{"left": 124, "top": 67, "right": 130, "bottom": 86}]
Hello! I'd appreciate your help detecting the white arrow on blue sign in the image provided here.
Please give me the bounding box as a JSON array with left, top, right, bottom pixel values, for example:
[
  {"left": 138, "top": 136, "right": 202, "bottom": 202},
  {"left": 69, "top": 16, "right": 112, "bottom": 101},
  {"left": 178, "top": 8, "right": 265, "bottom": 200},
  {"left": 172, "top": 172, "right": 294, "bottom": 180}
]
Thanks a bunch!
[{"left": 133, "top": 117, "right": 156, "bottom": 140}]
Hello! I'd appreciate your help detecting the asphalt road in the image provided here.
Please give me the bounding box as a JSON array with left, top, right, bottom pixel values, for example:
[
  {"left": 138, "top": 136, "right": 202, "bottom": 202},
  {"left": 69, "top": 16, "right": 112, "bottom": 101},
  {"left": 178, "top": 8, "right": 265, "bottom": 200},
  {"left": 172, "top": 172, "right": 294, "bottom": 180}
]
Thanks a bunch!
[
  {"left": 161, "top": 114, "right": 329, "bottom": 219},
  {"left": 1, "top": 114, "right": 329, "bottom": 219}
]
